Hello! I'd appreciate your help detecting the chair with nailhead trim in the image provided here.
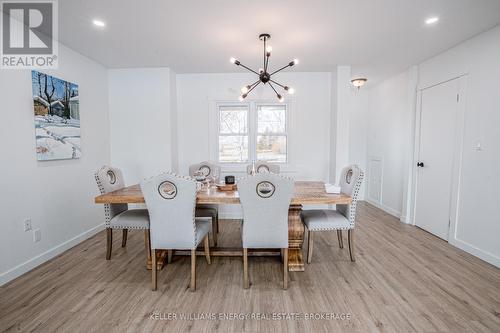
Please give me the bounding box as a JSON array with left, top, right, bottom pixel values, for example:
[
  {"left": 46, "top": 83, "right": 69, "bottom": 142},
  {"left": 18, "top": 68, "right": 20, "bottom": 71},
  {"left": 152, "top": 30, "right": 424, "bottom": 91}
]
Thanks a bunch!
[
  {"left": 238, "top": 173, "right": 294, "bottom": 290},
  {"left": 141, "top": 172, "right": 211, "bottom": 292},
  {"left": 95, "top": 166, "right": 150, "bottom": 260},
  {"left": 300, "top": 165, "right": 364, "bottom": 263}
]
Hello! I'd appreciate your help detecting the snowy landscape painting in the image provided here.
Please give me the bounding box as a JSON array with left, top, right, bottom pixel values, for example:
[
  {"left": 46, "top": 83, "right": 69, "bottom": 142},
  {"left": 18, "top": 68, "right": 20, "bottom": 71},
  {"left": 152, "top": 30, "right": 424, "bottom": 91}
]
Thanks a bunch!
[{"left": 32, "top": 71, "right": 81, "bottom": 161}]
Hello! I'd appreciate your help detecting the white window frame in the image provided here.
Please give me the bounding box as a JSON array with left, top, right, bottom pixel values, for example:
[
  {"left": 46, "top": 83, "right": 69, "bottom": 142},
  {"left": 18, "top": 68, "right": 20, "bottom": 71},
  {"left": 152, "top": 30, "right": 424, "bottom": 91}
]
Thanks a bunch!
[{"left": 209, "top": 99, "right": 291, "bottom": 168}]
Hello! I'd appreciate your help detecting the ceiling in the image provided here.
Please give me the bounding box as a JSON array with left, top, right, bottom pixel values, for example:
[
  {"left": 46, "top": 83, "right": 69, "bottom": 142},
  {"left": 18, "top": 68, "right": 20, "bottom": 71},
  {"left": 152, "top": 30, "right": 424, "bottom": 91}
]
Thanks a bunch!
[{"left": 58, "top": 0, "right": 500, "bottom": 83}]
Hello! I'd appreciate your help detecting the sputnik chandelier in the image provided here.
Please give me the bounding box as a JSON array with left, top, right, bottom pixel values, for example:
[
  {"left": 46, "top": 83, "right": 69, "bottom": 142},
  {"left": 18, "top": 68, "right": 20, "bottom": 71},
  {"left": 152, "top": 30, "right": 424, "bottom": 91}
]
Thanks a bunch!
[{"left": 230, "top": 33, "right": 299, "bottom": 102}]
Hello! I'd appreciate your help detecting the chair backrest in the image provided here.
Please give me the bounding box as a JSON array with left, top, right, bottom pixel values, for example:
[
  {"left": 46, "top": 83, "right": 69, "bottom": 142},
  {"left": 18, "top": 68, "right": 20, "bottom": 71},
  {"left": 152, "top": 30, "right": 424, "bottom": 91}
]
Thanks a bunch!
[
  {"left": 95, "top": 166, "right": 128, "bottom": 226},
  {"left": 189, "top": 161, "right": 221, "bottom": 182},
  {"left": 238, "top": 173, "right": 294, "bottom": 248},
  {"left": 246, "top": 162, "right": 280, "bottom": 175},
  {"left": 140, "top": 172, "right": 199, "bottom": 250},
  {"left": 337, "top": 165, "right": 364, "bottom": 228}
]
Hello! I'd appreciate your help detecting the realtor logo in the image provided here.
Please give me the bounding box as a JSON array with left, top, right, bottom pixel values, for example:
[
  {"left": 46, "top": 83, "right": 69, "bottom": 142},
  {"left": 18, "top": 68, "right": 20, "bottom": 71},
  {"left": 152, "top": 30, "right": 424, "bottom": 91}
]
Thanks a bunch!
[{"left": 1, "top": 0, "right": 58, "bottom": 68}]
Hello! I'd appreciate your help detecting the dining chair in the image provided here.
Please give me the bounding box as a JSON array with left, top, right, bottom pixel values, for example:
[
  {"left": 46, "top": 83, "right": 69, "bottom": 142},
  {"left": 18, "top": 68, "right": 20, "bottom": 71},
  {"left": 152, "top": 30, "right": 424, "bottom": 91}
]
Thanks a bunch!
[
  {"left": 189, "top": 161, "right": 220, "bottom": 247},
  {"left": 300, "top": 165, "right": 364, "bottom": 263},
  {"left": 238, "top": 173, "right": 294, "bottom": 289},
  {"left": 95, "top": 166, "right": 150, "bottom": 260},
  {"left": 141, "top": 172, "right": 211, "bottom": 292},
  {"left": 246, "top": 161, "right": 280, "bottom": 175}
]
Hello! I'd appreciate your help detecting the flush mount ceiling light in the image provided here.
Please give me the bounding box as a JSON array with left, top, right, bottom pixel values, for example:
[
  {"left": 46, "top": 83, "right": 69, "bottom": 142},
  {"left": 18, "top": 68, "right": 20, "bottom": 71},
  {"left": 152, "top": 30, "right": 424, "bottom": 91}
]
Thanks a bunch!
[
  {"left": 230, "top": 33, "right": 298, "bottom": 102},
  {"left": 351, "top": 78, "right": 367, "bottom": 89},
  {"left": 425, "top": 16, "right": 439, "bottom": 25}
]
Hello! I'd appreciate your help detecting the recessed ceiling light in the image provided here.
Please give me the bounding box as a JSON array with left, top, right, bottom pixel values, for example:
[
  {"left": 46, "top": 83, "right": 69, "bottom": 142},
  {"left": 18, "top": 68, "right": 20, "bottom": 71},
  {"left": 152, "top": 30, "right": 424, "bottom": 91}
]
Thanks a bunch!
[
  {"left": 425, "top": 16, "right": 439, "bottom": 25},
  {"left": 92, "top": 19, "right": 106, "bottom": 27}
]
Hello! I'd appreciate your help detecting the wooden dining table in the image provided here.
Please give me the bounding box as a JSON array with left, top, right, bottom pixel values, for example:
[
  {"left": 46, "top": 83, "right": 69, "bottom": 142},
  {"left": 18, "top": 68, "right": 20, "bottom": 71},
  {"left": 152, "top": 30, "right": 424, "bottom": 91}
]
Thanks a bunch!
[{"left": 94, "top": 181, "right": 351, "bottom": 272}]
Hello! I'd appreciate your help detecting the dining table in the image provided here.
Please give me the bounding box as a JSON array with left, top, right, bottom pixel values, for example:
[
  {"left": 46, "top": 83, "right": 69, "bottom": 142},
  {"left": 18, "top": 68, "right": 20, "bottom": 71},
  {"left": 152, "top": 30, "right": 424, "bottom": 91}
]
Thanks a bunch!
[{"left": 94, "top": 181, "right": 352, "bottom": 272}]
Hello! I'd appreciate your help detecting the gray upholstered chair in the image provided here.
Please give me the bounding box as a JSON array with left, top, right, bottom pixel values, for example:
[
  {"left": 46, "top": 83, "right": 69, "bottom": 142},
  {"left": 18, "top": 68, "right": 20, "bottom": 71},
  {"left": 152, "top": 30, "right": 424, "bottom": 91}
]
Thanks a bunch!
[
  {"left": 246, "top": 161, "right": 280, "bottom": 175},
  {"left": 300, "top": 165, "right": 364, "bottom": 263},
  {"left": 141, "top": 172, "right": 211, "bottom": 292},
  {"left": 95, "top": 166, "right": 150, "bottom": 260},
  {"left": 238, "top": 173, "right": 294, "bottom": 289},
  {"left": 189, "top": 161, "right": 220, "bottom": 246}
]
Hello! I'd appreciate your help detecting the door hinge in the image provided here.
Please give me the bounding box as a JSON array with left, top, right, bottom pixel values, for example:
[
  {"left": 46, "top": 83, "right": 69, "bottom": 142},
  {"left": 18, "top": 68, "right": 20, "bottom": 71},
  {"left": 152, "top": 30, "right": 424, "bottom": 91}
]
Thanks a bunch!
[
  {"left": 457, "top": 94, "right": 460, "bottom": 102},
  {"left": 448, "top": 219, "right": 451, "bottom": 228}
]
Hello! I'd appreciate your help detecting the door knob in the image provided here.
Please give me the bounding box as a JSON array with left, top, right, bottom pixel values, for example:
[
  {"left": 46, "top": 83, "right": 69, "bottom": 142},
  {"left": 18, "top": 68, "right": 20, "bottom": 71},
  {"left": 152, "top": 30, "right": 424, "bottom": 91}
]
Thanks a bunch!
[{"left": 417, "top": 162, "right": 424, "bottom": 167}]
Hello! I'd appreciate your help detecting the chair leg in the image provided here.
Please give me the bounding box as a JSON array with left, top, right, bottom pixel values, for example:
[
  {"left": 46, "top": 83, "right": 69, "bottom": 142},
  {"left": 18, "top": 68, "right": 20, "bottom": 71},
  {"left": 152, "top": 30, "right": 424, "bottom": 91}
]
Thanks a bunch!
[
  {"left": 337, "top": 230, "right": 344, "bottom": 249},
  {"left": 243, "top": 248, "right": 249, "bottom": 289},
  {"left": 190, "top": 249, "right": 196, "bottom": 292},
  {"left": 211, "top": 214, "right": 218, "bottom": 247},
  {"left": 283, "top": 248, "right": 289, "bottom": 290},
  {"left": 106, "top": 228, "right": 112, "bottom": 260},
  {"left": 121, "top": 229, "right": 128, "bottom": 247},
  {"left": 307, "top": 230, "right": 314, "bottom": 264},
  {"left": 167, "top": 250, "right": 173, "bottom": 264},
  {"left": 348, "top": 229, "right": 355, "bottom": 262},
  {"left": 144, "top": 230, "right": 151, "bottom": 260},
  {"left": 151, "top": 249, "right": 157, "bottom": 291},
  {"left": 204, "top": 235, "right": 211, "bottom": 264},
  {"left": 216, "top": 213, "right": 219, "bottom": 234}
]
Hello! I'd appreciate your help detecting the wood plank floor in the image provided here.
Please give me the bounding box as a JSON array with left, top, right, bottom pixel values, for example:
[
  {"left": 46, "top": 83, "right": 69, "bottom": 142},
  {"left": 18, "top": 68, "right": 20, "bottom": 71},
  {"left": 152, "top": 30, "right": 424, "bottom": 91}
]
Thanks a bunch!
[{"left": 1, "top": 202, "right": 499, "bottom": 332}]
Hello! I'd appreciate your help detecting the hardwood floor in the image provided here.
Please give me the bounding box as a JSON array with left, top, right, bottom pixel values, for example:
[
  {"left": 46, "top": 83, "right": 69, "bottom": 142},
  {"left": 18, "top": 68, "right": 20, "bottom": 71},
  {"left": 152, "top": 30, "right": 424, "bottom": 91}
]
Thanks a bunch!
[{"left": 1, "top": 202, "right": 499, "bottom": 332}]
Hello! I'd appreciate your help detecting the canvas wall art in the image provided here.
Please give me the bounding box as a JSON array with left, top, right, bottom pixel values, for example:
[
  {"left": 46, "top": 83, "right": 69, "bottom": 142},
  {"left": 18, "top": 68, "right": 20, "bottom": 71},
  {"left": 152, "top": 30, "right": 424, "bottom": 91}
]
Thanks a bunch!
[{"left": 32, "top": 71, "right": 81, "bottom": 161}]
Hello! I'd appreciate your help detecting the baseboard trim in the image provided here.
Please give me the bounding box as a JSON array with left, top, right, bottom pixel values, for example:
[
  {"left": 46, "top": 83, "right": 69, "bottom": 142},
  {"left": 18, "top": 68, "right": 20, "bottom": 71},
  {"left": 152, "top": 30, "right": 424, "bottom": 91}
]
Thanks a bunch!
[
  {"left": 449, "top": 237, "right": 500, "bottom": 268},
  {"left": 365, "top": 199, "right": 402, "bottom": 219},
  {"left": 0, "top": 223, "right": 105, "bottom": 286}
]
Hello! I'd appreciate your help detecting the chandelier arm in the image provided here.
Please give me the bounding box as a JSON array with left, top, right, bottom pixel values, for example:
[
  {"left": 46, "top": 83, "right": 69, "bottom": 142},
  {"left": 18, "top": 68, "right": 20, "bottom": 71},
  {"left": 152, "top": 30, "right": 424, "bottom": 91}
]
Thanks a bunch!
[
  {"left": 248, "top": 79, "right": 260, "bottom": 88},
  {"left": 269, "top": 79, "right": 286, "bottom": 89},
  {"left": 246, "top": 81, "right": 261, "bottom": 95},
  {"left": 237, "top": 62, "right": 260, "bottom": 75},
  {"left": 268, "top": 82, "right": 280, "bottom": 95},
  {"left": 265, "top": 54, "right": 270, "bottom": 72},
  {"left": 269, "top": 64, "right": 292, "bottom": 76}
]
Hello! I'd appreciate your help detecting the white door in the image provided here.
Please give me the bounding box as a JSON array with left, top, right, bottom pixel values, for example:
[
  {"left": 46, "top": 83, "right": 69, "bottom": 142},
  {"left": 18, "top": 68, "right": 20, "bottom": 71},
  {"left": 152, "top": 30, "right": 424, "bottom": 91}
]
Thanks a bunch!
[{"left": 415, "top": 79, "right": 460, "bottom": 240}]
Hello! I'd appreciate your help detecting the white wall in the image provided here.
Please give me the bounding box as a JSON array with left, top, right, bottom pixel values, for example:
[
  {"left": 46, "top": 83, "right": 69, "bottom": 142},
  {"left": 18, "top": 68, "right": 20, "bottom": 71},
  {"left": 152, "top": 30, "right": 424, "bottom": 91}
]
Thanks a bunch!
[
  {"left": 417, "top": 25, "right": 500, "bottom": 267},
  {"left": 0, "top": 44, "right": 110, "bottom": 285},
  {"left": 365, "top": 71, "right": 412, "bottom": 217},
  {"left": 108, "top": 68, "right": 176, "bottom": 184},
  {"left": 176, "top": 72, "right": 332, "bottom": 180}
]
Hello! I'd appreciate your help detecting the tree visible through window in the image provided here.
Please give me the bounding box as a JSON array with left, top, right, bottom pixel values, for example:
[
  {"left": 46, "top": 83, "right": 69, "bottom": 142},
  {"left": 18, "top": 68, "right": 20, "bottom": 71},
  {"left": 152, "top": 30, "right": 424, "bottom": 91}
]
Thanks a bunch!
[
  {"left": 257, "top": 105, "right": 287, "bottom": 163},
  {"left": 218, "top": 106, "right": 249, "bottom": 162}
]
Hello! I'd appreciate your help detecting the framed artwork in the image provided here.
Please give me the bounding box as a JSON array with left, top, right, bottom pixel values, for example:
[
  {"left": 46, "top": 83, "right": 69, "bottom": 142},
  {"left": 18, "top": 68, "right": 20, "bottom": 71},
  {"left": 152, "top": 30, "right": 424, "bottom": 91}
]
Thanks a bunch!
[{"left": 32, "top": 70, "right": 80, "bottom": 160}]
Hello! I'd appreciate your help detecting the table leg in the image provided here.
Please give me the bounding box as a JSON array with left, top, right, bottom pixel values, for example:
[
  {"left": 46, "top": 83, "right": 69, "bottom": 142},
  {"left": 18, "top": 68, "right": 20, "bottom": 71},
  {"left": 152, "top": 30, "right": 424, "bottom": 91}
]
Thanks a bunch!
[{"left": 288, "top": 204, "right": 305, "bottom": 271}]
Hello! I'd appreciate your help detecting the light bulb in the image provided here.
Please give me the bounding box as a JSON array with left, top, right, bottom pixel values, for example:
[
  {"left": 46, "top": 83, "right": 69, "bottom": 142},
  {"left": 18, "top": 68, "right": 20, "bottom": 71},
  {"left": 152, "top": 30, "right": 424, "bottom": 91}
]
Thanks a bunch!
[
  {"left": 288, "top": 87, "right": 295, "bottom": 94},
  {"left": 239, "top": 93, "right": 247, "bottom": 102},
  {"left": 277, "top": 94, "right": 284, "bottom": 102},
  {"left": 230, "top": 57, "right": 236, "bottom": 64},
  {"left": 266, "top": 45, "right": 272, "bottom": 53},
  {"left": 92, "top": 19, "right": 106, "bottom": 27},
  {"left": 425, "top": 16, "right": 439, "bottom": 25},
  {"left": 259, "top": 68, "right": 264, "bottom": 74},
  {"left": 241, "top": 85, "right": 250, "bottom": 93},
  {"left": 293, "top": 59, "right": 299, "bottom": 65}
]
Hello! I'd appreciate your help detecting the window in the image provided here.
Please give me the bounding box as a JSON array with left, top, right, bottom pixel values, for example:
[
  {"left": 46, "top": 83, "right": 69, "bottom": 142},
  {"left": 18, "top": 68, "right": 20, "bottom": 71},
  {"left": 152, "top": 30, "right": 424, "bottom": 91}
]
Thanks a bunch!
[
  {"left": 216, "top": 103, "right": 288, "bottom": 163},
  {"left": 257, "top": 105, "right": 287, "bottom": 163},
  {"left": 218, "top": 106, "right": 249, "bottom": 163}
]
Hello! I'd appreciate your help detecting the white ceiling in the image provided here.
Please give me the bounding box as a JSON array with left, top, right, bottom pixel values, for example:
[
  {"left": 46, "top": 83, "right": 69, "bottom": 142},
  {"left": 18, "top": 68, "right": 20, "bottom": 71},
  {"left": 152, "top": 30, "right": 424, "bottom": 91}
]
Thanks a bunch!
[{"left": 58, "top": 0, "right": 500, "bottom": 83}]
